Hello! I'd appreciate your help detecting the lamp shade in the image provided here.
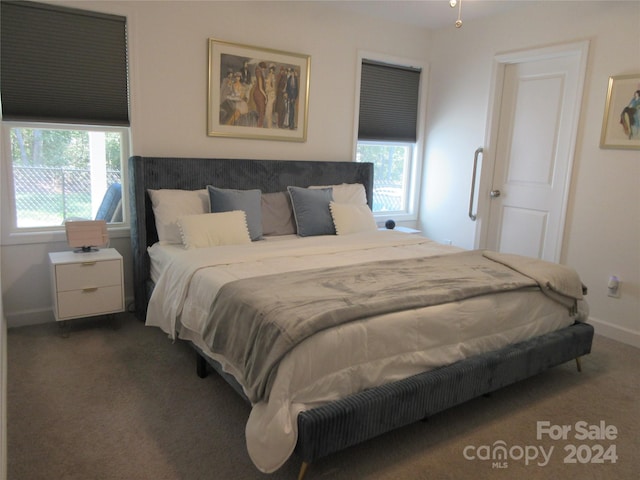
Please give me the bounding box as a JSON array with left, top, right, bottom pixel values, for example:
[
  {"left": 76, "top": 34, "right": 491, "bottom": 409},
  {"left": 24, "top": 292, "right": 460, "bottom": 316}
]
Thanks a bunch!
[{"left": 65, "top": 220, "right": 108, "bottom": 252}]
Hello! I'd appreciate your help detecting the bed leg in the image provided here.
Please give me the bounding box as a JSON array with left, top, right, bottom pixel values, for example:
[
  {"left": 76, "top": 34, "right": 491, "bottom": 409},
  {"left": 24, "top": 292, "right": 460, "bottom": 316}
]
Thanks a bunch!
[
  {"left": 196, "top": 354, "right": 208, "bottom": 378},
  {"left": 575, "top": 357, "right": 582, "bottom": 373},
  {"left": 297, "top": 461, "right": 310, "bottom": 480}
]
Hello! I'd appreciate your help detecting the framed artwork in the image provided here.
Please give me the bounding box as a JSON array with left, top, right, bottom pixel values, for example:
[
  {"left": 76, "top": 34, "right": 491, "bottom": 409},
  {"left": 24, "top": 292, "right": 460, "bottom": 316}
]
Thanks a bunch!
[
  {"left": 208, "top": 38, "right": 310, "bottom": 142},
  {"left": 600, "top": 73, "right": 640, "bottom": 150}
]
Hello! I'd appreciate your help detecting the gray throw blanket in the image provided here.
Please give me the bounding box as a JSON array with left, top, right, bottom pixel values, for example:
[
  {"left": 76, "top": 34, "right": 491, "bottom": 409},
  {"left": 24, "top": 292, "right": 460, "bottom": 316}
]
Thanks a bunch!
[{"left": 201, "top": 249, "right": 583, "bottom": 403}]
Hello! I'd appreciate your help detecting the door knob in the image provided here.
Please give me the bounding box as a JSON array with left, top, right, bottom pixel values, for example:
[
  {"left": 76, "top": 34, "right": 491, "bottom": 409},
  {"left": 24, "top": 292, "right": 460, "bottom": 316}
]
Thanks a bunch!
[{"left": 490, "top": 189, "right": 501, "bottom": 198}]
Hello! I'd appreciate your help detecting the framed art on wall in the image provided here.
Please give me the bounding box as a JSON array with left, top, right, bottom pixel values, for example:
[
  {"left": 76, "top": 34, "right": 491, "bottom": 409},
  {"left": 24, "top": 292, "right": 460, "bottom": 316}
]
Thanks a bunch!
[
  {"left": 600, "top": 73, "right": 640, "bottom": 150},
  {"left": 208, "top": 38, "right": 310, "bottom": 142}
]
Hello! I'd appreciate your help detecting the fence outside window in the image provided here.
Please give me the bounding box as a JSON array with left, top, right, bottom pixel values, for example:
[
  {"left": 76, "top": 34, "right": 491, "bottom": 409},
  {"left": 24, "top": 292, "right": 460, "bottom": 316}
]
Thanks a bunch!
[
  {"left": 14, "top": 166, "right": 397, "bottom": 226},
  {"left": 372, "top": 181, "right": 403, "bottom": 212},
  {"left": 13, "top": 166, "right": 121, "bottom": 227}
]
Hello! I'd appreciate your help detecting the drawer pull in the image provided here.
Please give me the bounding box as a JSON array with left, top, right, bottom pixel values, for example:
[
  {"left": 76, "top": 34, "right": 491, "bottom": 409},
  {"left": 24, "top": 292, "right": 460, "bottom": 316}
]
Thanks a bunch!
[
  {"left": 82, "top": 287, "right": 98, "bottom": 293},
  {"left": 81, "top": 261, "right": 97, "bottom": 266}
]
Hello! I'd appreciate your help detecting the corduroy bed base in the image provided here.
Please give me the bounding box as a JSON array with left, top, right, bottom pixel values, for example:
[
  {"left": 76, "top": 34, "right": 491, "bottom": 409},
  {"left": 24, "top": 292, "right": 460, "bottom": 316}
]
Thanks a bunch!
[
  {"left": 193, "top": 321, "right": 593, "bottom": 472},
  {"left": 294, "top": 321, "right": 594, "bottom": 464}
]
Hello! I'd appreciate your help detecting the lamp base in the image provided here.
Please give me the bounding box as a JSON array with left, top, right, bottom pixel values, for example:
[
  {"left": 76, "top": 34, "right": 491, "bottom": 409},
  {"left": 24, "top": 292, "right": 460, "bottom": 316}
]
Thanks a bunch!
[{"left": 74, "top": 246, "right": 99, "bottom": 253}]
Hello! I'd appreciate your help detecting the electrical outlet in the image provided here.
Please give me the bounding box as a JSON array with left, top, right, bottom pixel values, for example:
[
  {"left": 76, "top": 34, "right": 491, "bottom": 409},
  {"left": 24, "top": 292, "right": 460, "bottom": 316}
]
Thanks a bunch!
[{"left": 607, "top": 275, "right": 620, "bottom": 298}]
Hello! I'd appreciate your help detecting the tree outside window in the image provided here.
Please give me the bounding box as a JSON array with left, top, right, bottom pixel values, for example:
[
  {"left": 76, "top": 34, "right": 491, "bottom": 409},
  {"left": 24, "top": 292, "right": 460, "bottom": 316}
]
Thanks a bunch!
[{"left": 9, "top": 126, "right": 125, "bottom": 228}]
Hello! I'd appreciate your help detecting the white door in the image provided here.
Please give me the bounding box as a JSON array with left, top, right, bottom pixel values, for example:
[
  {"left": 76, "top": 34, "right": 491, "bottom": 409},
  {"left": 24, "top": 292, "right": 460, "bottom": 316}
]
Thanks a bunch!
[{"left": 482, "top": 43, "right": 588, "bottom": 262}]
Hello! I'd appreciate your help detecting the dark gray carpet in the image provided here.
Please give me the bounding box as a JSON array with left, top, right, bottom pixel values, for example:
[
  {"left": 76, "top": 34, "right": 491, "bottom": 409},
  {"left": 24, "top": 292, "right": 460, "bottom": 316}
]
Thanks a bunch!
[{"left": 7, "top": 314, "right": 639, "bottom": 479}]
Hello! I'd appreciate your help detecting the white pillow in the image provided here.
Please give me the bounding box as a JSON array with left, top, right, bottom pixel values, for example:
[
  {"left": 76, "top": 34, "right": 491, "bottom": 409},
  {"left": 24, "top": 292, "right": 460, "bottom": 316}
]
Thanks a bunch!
[
  {"left": 148, "top": 189, "right": 210, "bottom": 244},
  {"left": 177, "top": 211, "right": 251, "bottom": 249},
  {"left": 329, "top": 202, "right": 377, "bottom": 235},
  {"left": 309, "top": 183, "right": 367, "bottom": 205}
]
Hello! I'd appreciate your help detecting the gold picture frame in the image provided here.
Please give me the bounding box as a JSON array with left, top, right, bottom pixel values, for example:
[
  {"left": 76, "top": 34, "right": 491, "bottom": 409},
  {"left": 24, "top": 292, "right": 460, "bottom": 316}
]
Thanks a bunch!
[
  {"left": 208, "top": 38, "right": 310, "bottom": 142},
  {"left": 600, "top": 73, "right": 640, "bottom": 150}
]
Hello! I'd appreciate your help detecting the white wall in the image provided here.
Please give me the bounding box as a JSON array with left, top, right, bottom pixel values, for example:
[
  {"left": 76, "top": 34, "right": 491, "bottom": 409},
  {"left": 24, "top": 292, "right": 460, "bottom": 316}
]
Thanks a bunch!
[
  {"left": 0, "top": 1, "right": 431, "bottom": 327},
  {"left": 0, "top": 228, "right": 6, "bottom": 480},
  {"left": 126, "top": 0, "right": 432, "bottom": 158},
  {"left": 1, "top": 133, "right": 6, "bottom": 480},
  {"left": 421, "top": 1, "right": 640, "bottom": 346}
]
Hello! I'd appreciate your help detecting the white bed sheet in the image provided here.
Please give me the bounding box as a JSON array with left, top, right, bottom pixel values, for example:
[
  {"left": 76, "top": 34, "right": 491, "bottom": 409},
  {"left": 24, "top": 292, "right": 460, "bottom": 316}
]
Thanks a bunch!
[
  {"left": 148, "top": 234, "right": 300, "bottom": 283},
  {"left": 146, "top": 231, "right": 583, "bottom": 473}
]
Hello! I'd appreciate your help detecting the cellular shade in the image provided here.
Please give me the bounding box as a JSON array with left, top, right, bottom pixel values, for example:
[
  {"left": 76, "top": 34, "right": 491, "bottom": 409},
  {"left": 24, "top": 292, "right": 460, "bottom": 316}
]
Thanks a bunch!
[
  {"left": 1, "top": 0, "right": 129, "bottom": 125},
  {"left": 358, "top": 59, "right": 421, "bottom": 142}
]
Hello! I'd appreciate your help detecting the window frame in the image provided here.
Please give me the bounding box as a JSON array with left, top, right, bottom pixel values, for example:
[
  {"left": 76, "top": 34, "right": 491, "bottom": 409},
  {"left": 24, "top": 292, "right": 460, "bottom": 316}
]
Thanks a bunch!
[
  {"left": 1, "top": 1, "right": 130, "bottom": 246},
  {"left": 1, "top": 121, "right": 131, "bottom": 246},
  {"left": 353, "top": 51, "right": 428, "bottom": 224},
  {"left": 356, "top": 140, "right": 418, "bottom": 217}
]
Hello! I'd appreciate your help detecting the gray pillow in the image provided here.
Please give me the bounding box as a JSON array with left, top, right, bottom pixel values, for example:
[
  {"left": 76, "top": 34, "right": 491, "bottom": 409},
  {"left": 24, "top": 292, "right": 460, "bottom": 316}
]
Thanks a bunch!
[
  {"left": 261, "top": 192, "right": 296, "bottom": 236},
  {"left": 287, "top": 186, "right": 335, "bottom": 237},
  {"left": 207, "top": 186, "right": 262, "bottom": 240}
]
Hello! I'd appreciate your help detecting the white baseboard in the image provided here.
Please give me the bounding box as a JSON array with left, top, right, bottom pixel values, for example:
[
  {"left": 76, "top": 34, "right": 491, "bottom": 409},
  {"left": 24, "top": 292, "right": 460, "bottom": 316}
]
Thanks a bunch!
[
  {"left": 5, "top": 307, "right": 54, "bottom": 329},
  {"left": 588, "top": 316, "right": 640, "bottom": 349},
  {"left": 5, "top": 296, "right": 135, "bottom": 329},
  {"left": 8, "top": 306, "right": 638, "bottom": 348},
  {"left": 7, "top": 307, "right": 638, "bottom": 349},
  {"left": 1, "top": 314, "right": 7, "bottom": 480}
]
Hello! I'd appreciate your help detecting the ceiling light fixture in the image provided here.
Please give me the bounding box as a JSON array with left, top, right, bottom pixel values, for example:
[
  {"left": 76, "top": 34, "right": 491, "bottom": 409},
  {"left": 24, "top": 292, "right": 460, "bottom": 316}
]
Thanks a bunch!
[{"left": 449, "top": 0, "right": 463, "bottom": 28}]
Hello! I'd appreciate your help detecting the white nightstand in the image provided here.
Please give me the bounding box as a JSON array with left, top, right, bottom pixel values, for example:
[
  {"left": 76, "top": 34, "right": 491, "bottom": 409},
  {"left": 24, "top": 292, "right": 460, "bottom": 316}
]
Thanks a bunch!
[{"left": 49, "top": 248, "right": 124, "bottom": 322}]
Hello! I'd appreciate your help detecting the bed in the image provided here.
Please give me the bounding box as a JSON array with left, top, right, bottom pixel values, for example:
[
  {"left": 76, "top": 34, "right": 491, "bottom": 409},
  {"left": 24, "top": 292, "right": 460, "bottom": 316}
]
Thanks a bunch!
[{"left": 128, "top": 155, "right": 594, "bottom": 479}]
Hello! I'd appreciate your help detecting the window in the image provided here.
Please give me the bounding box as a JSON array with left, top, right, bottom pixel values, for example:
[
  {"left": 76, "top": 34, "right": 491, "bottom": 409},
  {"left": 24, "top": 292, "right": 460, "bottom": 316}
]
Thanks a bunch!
[
  {"left": 355, "top": 56, "right": 424, "bottom": 219},
  {"left": 8, "top": 124, "right": 127, "bottom": 228},
  {"left": 1, "top": 1, "right": 129, "bottom": 240},
  {"left": 356, "top": 142, "right": 413, "bottom": 213}
]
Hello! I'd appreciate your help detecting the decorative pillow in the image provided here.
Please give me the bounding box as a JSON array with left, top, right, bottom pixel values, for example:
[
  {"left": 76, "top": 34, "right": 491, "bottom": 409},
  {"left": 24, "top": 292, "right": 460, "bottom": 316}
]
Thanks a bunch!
[
  {"left": 207, "top": 186, "right": 262, "bottom": 241},
  {"left": 148, "top": 189, "right": 210, "bottom": 244},
  {"left": 309, "top": 183, "right": 367, "bottom": 205},
  {"left": 261, "top": 191, "right": 296, "bottom": 236},
  {"left": 330, "top": 202, "right": 378, "bottom": 235},
  {"left": 177, "top": 211, "right": 251, "bottom": 249},
  {"left": 287, "top": 186, "right": 335, "bottom": 237}
]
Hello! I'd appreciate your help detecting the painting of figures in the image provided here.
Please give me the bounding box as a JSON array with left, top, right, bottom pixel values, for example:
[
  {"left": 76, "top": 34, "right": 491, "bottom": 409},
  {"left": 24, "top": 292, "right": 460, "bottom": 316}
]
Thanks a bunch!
[
  {"left": 208, "top": 39, "right": 310, "bottom": 141},
  {"left": 600, "top": 74, "right": 640, "bottom": 150}
]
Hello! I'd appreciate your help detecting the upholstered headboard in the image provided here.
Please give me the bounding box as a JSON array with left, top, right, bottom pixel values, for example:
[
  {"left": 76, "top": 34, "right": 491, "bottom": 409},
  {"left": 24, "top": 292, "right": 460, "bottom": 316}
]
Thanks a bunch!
[{"left": 128, "top": 156, "right": 374, "bottom": 319}]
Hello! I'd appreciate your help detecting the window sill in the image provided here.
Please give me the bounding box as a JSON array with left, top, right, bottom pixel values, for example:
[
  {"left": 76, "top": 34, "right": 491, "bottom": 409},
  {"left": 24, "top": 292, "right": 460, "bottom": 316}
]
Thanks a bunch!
[
  {"left": 373, "top": 213, "right": 416, "bottom": 224},
  {"left": 1, "top": 224, "right": 130, "bottom": 247}
]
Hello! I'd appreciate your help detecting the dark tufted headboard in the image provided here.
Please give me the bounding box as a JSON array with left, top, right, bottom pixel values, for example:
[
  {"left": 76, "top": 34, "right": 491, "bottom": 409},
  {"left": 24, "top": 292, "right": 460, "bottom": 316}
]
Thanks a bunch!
[{"left": 128, "top": 156, "right": 374, "bottom": 319}]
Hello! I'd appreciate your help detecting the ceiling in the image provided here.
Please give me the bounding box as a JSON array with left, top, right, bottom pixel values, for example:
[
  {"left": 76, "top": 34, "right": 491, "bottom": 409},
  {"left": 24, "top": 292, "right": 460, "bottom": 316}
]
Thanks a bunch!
[{"left": 329, "top": 0, "right": 533, "bottom": 30}]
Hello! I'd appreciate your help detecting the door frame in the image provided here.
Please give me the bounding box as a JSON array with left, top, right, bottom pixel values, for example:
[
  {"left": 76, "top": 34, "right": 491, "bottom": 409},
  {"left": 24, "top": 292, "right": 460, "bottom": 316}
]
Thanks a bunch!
[{"left": 474, "top": 40, "right": 589, "bottom": 262}]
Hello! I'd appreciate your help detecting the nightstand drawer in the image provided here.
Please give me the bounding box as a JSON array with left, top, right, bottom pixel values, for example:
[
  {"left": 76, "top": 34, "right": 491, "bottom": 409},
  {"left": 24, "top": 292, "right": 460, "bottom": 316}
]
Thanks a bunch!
[
  {"left": 57, "top": 285, "right": 124, "bottom": 320},
  {"left": 49, "top": 248, "right": 124, "bottom": 323},
  {"left": 55, "top": 259, "right": 121, "bottom": 291}
]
